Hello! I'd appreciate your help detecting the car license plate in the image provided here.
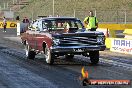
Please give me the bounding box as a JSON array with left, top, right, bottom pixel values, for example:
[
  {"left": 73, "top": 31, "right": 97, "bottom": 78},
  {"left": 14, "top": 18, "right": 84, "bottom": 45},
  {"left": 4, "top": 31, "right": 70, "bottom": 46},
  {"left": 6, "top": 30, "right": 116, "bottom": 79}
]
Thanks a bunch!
[{"left": 73, "top": 48, "right": 84, "bottom": 52}]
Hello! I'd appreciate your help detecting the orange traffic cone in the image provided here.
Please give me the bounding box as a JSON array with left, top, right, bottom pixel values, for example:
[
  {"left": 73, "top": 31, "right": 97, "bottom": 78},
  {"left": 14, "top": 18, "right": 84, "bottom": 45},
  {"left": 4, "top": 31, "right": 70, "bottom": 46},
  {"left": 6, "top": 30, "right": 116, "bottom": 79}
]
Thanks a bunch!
[{"left": 105, "top": 28, "right": 109, "bottom": 37}]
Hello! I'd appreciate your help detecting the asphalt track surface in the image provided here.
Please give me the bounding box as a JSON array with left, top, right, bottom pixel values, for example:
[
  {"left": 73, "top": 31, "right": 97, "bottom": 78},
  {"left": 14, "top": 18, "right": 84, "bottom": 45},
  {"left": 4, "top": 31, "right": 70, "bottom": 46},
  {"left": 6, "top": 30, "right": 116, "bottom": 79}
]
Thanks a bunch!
[{"left": 0, "top": 29, "right": 131, "bottom": 88}]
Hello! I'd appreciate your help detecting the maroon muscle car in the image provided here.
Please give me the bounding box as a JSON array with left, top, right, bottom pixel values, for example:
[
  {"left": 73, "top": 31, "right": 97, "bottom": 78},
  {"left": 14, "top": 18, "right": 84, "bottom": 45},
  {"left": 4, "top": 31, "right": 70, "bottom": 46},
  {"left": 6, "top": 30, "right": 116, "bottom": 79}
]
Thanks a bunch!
[{"left": 21, "top": 17, "right": 106, "bottom": 65}]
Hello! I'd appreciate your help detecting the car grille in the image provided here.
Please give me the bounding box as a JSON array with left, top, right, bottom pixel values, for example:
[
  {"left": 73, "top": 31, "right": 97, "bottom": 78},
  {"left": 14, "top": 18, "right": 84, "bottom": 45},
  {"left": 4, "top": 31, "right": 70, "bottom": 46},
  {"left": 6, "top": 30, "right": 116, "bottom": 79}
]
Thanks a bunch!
[{"left": 59, "top": 37, "right": 97, "bottom": 46}]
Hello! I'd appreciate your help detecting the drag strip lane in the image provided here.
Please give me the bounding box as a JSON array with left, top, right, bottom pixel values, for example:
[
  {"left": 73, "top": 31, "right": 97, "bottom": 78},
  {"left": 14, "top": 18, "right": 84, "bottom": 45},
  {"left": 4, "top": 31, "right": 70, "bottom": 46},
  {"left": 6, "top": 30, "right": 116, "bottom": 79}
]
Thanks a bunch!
[
  {"left": 0, "top": 48, "right": 82, "bottom": 88},
  {"left": 0, "top": 28, "right": 131, "bottom": 88},
  {"left": 0, "top": 47, "right": 131, "bottom": 88},
  {"left": 100, "top": 58, "right": 132, "bottom": 71},
  {"left": 0, "top": 52, "right": 58, "bottom": 88}
]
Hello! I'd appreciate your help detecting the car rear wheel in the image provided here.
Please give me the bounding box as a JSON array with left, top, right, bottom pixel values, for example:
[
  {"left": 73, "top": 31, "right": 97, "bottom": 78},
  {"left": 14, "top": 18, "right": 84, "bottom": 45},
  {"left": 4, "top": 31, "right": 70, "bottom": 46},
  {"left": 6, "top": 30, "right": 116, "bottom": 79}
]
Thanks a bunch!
[
  {"left": 44, "top": 46, "right": 54, "bottom": 65},
  {"left": 25, "top": 42, "right": 35, "bottom": 60},
  {"left": 89, "top": 51, "right": 99, "bottom": 64}
]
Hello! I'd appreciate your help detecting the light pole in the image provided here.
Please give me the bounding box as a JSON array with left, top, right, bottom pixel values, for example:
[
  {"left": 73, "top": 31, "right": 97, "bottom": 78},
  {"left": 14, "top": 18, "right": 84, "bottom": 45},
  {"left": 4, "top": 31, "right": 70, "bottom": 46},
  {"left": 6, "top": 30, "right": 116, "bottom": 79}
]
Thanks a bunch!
[
  {"left": 53, "top": 0, "right": 54, "bottom": 16},
  {"left": 7, "top": 2, "right": 8, "bottom": 9},
  {"left": 13, "top": 0, "right": 14, "bottom": 4},
  {"left": 0, "top": 6, "right": 1, "bottom": 11},
  {"left": 4, "top": 3, "right": 5, "bottom": 9}
]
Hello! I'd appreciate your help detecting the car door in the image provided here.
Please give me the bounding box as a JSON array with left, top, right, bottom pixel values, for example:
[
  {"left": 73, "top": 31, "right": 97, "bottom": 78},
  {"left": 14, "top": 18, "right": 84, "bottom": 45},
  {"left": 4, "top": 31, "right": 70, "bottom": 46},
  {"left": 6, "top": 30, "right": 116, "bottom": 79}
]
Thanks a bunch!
[
  {"left": 34, "top": 20, "right": 51, "bottom": 51},
  {"left": 27, "top": 20, "right": 39, "bottom": 49},
  {"left": 33, "top": 20, "right": 43, "bottom": 50},
  {"left": 26, "top": 29, "right": 36, "bottom": 49}
]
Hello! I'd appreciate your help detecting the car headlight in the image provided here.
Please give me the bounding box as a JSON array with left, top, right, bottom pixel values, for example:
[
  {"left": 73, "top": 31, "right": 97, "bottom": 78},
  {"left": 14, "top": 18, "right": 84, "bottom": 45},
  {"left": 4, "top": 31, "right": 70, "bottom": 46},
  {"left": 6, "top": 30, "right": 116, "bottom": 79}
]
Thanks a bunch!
[
  {"left": 53, "top": 38, "right": 60, "bottom": 46},
  {"left": 97, "top": 36, "right": 104, "bottom": 44}
]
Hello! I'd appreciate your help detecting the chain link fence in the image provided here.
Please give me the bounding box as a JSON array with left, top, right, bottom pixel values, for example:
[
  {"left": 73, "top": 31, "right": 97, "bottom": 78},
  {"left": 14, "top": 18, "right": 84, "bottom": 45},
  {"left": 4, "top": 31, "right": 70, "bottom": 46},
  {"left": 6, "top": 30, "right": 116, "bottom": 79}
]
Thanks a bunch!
[
  {"left": 0, "top": 0, "right": 29, "bottom": 20},
  {"left": 33, "top": 9, "right": 132, "bottom": 23},
  {"left": 0, "top": 0, "right": 132, "bottom": 23},
  {"left": 74, "top": 10, "right": 132, "bottom": 23},
  {"left": 0, "top": 10, "right": 14, "bottom": 20}
]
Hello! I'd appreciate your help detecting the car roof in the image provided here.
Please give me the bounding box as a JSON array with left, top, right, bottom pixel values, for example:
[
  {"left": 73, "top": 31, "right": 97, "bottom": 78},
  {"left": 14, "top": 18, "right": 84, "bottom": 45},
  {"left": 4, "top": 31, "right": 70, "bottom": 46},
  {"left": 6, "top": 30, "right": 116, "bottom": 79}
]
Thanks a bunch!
[{"left": 39, "top": 17, "right": 79, "bottom": 21}]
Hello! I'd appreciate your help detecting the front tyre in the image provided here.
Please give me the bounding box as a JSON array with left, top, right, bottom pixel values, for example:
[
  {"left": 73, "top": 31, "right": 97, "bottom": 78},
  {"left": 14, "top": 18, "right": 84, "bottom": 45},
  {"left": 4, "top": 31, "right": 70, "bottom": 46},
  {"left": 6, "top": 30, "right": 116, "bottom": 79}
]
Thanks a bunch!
[
  {"left": 45, "top": 46, "right": 54, "bottom": 65},
  {"left": 89, "top": 51, "right": 99, "bottom": 64}
]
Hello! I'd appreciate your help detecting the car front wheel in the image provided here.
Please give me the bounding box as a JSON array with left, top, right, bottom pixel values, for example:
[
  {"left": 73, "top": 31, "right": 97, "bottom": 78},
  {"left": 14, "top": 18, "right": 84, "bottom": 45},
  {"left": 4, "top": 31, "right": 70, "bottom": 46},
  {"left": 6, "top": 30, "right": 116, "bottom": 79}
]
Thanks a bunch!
[
  {"left": 44, "top": 46, "right": 54, "bottom": 65},
  {"left": 89, "top": 51, "right": 99, "bottom": 64}
]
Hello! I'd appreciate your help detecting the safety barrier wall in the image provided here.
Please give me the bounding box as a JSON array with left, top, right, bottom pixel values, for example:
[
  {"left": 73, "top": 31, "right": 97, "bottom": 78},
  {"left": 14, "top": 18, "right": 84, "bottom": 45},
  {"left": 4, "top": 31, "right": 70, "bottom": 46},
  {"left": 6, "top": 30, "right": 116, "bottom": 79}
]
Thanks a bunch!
[
  {"left": 0, "top": 22, "right": 132, "bottom": 30},
  {"left": 98, "top": 24, "right": 132, "bottom": 38},
  {"left": 99, "top": 24, "right": 132, "bottom": 30}
]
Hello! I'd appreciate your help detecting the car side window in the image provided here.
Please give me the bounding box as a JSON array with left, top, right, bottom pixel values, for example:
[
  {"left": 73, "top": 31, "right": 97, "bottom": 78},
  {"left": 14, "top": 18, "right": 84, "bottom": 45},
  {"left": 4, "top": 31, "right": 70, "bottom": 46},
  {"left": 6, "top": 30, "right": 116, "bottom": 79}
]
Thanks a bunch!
[
  {"left": 37, "top": 21, "right": 43, "bottom": 31},
  {"left": 31, "top": 21, "right": 38, "bottom": 31},
  {"left": 42, "top": 22, "right": 47, "bottom": 29},
  {"left": 42, "top": 21, "right": 48, "bottom": 31}
]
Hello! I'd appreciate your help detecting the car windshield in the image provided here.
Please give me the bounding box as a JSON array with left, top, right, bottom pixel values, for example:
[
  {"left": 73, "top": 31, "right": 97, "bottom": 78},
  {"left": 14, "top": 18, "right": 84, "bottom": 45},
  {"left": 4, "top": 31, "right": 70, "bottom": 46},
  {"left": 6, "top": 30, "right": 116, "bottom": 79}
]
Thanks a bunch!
[{"left": 42, "top": 19, "right": 84, "bottom": 31}]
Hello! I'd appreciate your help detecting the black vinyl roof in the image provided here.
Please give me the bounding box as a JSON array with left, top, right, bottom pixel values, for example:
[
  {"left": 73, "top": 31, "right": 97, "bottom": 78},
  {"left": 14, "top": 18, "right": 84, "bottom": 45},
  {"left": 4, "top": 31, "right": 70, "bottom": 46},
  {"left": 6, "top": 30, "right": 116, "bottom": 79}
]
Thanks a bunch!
[{"left": 40, "top": 17, "right": 79, "bottom": 20}]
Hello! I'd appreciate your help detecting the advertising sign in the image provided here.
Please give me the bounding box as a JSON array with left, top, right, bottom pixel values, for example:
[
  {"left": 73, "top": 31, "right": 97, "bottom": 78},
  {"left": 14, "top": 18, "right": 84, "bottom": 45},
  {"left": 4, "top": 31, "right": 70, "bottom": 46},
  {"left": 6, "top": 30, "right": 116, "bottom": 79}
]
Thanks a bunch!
[
  {"left": 0, "top": 21, "right": 17, "bottom": 28},
  {"left": 110, "top": 38, "right": 132, "bottom": 54}
]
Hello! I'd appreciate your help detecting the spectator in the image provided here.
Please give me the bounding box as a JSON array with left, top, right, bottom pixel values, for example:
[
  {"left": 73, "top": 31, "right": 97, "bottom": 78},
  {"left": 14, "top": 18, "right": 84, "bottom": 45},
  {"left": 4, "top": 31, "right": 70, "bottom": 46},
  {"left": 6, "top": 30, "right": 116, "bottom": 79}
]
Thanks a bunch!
[
  {"left": 3, "top": 17, "right": 7, "bottom": 32},
  {"left": 22, "top": 17, "right": 29, "bottom": 23},
  {"left": 83, "top": 11, "right": 98, "bottom": 31},
  {"left": 16, "top": 16, "right": 20, "bottom": 21}
]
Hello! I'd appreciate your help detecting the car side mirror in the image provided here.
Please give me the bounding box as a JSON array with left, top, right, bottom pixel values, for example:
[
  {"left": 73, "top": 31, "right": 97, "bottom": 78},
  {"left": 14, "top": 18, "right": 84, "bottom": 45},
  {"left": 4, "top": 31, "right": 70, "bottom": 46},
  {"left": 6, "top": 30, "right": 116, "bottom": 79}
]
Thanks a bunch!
[{"left": 28, "top": 26, "right": 32, "bottom": 30}]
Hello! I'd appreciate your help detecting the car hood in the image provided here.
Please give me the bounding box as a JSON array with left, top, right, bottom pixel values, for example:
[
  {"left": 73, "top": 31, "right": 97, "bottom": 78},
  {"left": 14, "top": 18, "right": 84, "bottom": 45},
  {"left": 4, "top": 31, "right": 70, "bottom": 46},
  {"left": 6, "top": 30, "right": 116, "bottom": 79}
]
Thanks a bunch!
[{"left": 52, "top": 31, "right": 104, "bottom": 38}]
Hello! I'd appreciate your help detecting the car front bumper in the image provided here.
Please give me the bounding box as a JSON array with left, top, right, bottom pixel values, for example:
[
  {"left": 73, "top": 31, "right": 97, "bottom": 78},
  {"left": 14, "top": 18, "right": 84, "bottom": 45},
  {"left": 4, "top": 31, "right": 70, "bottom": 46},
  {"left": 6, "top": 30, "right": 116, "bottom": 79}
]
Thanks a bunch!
[{"left": 50, "top": 45, "right": 106, "bottom": 54}]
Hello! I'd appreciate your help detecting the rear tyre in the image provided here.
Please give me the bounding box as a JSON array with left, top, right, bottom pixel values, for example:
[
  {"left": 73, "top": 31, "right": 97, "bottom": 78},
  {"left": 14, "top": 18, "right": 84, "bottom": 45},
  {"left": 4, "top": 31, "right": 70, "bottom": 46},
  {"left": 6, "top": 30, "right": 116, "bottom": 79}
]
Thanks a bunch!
[
  {"left": 44, "top": 45, "right": 54, "bottom": 65},
  {"left": 89, "top": 51, "right": 99, "bottom": 64},
  {"left": 25, "top": 42, "right": 35, "bottom": 60}
]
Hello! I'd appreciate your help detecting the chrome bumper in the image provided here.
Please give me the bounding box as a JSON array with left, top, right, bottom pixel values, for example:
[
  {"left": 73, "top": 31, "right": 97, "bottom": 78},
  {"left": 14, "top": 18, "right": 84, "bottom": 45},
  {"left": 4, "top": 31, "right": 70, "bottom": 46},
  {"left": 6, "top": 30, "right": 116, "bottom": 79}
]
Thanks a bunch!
[{"left": 51, "top": 45, "right": 106, "bottom": 53}]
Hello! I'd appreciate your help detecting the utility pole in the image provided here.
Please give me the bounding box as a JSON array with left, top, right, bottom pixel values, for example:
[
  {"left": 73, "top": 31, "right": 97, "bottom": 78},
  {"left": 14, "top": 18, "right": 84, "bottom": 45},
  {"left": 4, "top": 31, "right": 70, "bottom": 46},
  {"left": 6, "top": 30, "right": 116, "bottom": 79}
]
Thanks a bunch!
[
  {"left": 74, "top": 9, "right": 76, "bottom": 17},
  {"left": 94, "top": 9, "right": 96, "bottom": 17},
  {"left": 4, "top": 3, "right": 5, "bottom": 9},
  {"left": 124, "top": 10, "right": 127, "bottom": 24},
  {"left": 0, "top": 6, "right": 1, "bottom": 11},
  {"left": 31, "top": 5, "right": 34, "bottom": 20},
  {"left": 10, "top": 8, "right": 12, "bottom": 12},
  {"left": 7, "top": 3, "right": 8, "bottom": 9},
  {"left": 32, "top": 11, "right": 34, "bottom": 20},
  {"left": 19, "top": 1, "right": 20, "bottom": 9},
  {"left": 13, "top": 0, "right": 15, "bottom": 4},
  {"left": 53, "top": 0, "right": 54, "bottom": 16}
]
